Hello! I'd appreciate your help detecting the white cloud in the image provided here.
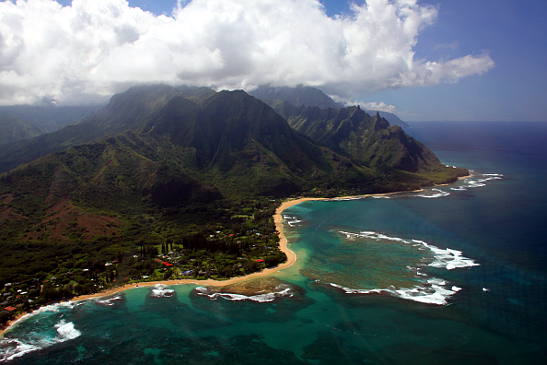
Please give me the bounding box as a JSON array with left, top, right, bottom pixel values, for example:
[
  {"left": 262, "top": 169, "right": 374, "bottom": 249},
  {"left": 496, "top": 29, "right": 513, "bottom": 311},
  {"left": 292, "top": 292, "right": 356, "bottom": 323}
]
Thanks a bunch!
[
  {"left": 351, "top": 101, "right": 398, "bottom": 113},
  {"left": 0, "top": 0, "right": 495, "bottom": 105}
]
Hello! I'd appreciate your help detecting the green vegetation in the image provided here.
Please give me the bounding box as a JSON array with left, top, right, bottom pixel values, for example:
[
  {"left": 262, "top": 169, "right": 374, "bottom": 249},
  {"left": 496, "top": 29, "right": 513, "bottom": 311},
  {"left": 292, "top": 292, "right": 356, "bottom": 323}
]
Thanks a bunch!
[{"left": 0, "top": 85, "right": 467, "bottom": 328}]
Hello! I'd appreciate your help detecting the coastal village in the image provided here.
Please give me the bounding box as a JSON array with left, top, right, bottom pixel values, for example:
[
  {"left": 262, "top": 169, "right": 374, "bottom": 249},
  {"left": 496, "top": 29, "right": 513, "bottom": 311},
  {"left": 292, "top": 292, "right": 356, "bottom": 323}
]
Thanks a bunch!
[{"left": 0, "top": 223, "right": 286, "bottom": 330}]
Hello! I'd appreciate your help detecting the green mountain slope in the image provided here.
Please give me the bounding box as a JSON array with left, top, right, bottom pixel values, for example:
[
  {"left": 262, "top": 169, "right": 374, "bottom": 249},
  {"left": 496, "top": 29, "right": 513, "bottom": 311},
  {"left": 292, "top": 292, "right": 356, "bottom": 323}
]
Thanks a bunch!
[
  {"left": 0, "top": 85, "right": 468, "bottom": 317},
  {"left": 285, "top": 105, "right": 445, "bottom": 172},
  {"left": 250, "top": 85, "right": 342, "bottom": 109},
  {"left": 250, "top": 85, "right": 408, "bottom": 127},
  {"left": 0, "top": 105, "right": 101, "bottom": 134},
  {"left": 0, "top": 85, "right": 216, "bottom": 173},
  {"left": 0, "top": 116, "right": 43, "bottom": 145},
  {"left": 0, "top": 89, "right": 378, "bottom": 242}
]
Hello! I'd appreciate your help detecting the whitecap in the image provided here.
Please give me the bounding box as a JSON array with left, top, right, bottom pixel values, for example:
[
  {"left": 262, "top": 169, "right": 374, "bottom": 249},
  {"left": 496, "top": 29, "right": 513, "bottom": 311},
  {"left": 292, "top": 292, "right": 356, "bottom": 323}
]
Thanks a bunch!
[
  {"left": 95, "top": 294, "right": 124, "bottom": 306},
  {"left": 0, "top": 339, "right": 41, "bottom": 362},
  {"left": 415, "top": 240, "right": 480, "bottom": 270},
  {"left": 339, "top": 230, "right": 411, "bottom": 244},
  {"left": 0, "top": 319, "right": 82, "bottom": 362},
  {"left": 416, "top": 188, "right": 450, "bottom": 199},
  {"left": 54, "top": 320, "right": 81, "bottom": 341},
  {"left": 340, "top": 230, "right": 479, "bottom": 271},
  {"left": 195, "top": 286, "right": 294, "bottom": 303},
  {"left": 284, "top": 215, "right": 303, "bottom": 227},
  {"left": 329, "top": 281, "right": 462, "bottom": 306},
  {"left": 150, "top": 284, "right": 175, "bottom": 298}
]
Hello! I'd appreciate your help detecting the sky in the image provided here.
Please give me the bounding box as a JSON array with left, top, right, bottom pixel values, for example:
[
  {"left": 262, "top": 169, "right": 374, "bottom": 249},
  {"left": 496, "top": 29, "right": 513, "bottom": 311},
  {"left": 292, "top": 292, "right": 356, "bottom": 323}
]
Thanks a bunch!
[{"left": 0, "top": 0, "right": 545, "bottom": 121}]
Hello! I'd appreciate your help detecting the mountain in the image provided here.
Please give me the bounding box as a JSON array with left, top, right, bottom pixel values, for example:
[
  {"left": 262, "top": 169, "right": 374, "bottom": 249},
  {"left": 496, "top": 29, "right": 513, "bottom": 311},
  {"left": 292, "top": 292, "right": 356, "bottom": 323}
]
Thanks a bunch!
[
  {"left": 0, "top": 85, "right": 467, "bottom": 317},
  {"left": 0, "top": 88, "right": 383, "bottom": 242},
  {"left": 250, "top": 85, "right": 408, "bottom": 128},
  {"left": 0, "top": 86, "right": 466, "bottom": 244},
  {"left": 0, "top": 105, "right": 101, "bottom": 143},
  {"left": 0, "top": 85, "right": 216, "bottom": 173},
  {"left": 0, "top": 115, "right": 43, "bottom": 145},
  {"left": 283, "top": 105, "right": 445, "bottom": 173},
  {"left": 250, "top": 85, "right": 343, "bottom": 110},
  {"left": 372, "top": 111, "right": 408, "bottom": 128}
]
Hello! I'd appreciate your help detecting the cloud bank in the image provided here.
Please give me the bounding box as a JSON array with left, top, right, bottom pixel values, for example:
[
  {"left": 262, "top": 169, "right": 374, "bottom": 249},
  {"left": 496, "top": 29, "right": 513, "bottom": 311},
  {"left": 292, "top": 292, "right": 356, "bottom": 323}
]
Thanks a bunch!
[
  {"left": 0, "top": 0, "right": 494, "bottom": 105},
  {"left": 354, "top": 101, "right": 398, "bottom": 114}
]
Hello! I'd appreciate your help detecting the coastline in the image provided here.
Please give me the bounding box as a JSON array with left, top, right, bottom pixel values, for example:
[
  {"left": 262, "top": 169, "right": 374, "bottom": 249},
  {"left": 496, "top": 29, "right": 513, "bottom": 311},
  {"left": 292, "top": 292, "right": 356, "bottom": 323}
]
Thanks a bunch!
[{"left": 0, "top": 180, "right": 465, "bottom": 337}]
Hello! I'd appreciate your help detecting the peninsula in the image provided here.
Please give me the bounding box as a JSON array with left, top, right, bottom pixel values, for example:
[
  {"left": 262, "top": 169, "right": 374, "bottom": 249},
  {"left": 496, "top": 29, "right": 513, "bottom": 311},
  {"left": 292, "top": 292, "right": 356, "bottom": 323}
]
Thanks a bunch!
[{"left": 0, "top": 85, "right": 467, "bottom": 332}]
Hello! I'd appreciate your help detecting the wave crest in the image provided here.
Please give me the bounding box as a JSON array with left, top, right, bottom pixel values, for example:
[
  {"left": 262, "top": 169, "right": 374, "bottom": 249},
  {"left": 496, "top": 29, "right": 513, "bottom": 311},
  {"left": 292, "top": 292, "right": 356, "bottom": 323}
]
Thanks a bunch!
[{"left": 195, "top": 285, "right": 294, "bottom": 303}]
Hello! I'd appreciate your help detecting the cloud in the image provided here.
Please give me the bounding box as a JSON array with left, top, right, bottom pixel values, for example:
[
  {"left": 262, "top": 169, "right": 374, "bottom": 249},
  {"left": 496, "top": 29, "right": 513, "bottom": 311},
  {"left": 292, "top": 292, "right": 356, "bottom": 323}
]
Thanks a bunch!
[
  {"left": 0, "top": 0, "right": 495, "bottom": 105},
  {"left": 351, "top": 101, "right": 398, "bottom": 113}
]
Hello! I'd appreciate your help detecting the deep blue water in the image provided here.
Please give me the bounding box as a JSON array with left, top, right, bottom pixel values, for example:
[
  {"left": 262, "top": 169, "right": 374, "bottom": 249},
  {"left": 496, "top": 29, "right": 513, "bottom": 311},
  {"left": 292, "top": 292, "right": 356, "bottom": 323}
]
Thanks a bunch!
[{"left": 1, "top": 122, "right": 546, "bottom": 364}]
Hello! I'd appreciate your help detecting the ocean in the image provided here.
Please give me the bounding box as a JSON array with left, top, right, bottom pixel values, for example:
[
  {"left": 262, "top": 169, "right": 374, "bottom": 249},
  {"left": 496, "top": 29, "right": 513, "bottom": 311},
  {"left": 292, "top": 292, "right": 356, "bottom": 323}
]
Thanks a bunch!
[{"left": 1, "top": 121, "right": 546, "bottom": 364}]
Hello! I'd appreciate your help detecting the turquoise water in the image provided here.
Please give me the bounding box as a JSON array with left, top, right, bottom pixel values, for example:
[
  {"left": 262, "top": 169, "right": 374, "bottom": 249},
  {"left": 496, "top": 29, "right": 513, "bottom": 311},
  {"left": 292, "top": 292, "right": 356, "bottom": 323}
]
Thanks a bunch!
[{"left": 2, "top": 122, "right": 547, "bottom": 364}]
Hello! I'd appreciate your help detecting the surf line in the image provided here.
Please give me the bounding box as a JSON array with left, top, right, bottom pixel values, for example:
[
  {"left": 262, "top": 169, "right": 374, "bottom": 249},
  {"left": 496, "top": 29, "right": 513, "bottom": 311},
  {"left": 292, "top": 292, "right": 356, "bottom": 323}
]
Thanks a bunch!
[{"left": 0, "top": 183, "right": 457, "bottom": 337}]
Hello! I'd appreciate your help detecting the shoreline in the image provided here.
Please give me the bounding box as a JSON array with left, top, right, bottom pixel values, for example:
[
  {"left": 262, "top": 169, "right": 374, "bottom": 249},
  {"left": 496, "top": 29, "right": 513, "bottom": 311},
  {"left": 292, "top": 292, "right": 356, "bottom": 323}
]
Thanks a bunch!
[{"left": 0, "top": 178, "right": 468, "bottom": 337}]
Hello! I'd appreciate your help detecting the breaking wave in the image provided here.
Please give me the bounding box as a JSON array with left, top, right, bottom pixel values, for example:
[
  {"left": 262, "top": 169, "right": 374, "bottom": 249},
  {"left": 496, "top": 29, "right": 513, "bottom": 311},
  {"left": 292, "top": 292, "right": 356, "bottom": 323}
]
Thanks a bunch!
[
  {"left": 95, "top": 294, "right": 125, "bottom": 307},
  {"left": 0, "top": 319, "right": 81, "bottom": 362},
  {"left": 335, "top": 229, "right": 478, "bottom": 305},
  {"left": 283, "top": 214, "right": 303, "bottom": 227},
  {"left": 329, "top": 280, "right": 463, "bottom": 306},
  {"left": 411, "top": 171, "right": 503, "bottom": 197},
  {"left": 150, "top": 284, "right": 175, "bottom": 298},
  {"left": 339, "top": 230, "right": 479, "bottom": 271},
  {"left": 194, "top": 285, "right": 294, "bottom": 303},
  {"left": 416, "top": 188, "right": 451, "bottom": 199}
]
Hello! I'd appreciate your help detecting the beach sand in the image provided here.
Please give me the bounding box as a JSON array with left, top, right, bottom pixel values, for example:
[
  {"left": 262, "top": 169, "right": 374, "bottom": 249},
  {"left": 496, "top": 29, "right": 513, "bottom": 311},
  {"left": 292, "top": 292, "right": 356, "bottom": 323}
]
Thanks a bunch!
[{"left": 0, "top": 181, "right": 466, "bottom": 336}]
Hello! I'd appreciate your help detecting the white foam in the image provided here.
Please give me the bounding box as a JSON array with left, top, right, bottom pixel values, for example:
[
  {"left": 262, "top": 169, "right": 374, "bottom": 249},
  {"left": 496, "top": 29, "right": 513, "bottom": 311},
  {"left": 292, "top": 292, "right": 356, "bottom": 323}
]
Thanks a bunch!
[
  {"left": 150, "top": 284, "right": 175, "bottom": 298},
  {"left": 416, "top": 188, "right": 450, "bottom": 199},
  {"left": 450, "top": 186, "right": 467, "bottom": 191},
  {"left": 427, "top": 278, "right": 447, "bottom": 286},
  {"left": 54, "top": 320, "right": 81, "bottom": 341},
  {"left": 340, "top": 230, "right": 479, "bottom": 271},
  {"left": 329, "top": 281, "right": 462, "bottom": 306},
  {"left": 340, "top": 230, "right": 410, "bottom": 244},
  {"left": 328, "top": 283, "right": 386, "bottom": 295},
  {"left": 195, "top": 285, "right": 294, "bottom": 303},
  {"left": 0, "top": 320, "right": 82, "bottom": 362},
  {"left": 462, "top": 172, "right": 503, "bottom": 189},
  {"left": 95, "top": 294, "right": 124, "bottom": 306},
  {"left": 466, "top": 180, "right": 486, "bottom": 188},
  {"left": 0, "top": 339, "right": 41, "bottom": 362},
  {"left": 415, "top": 240, "right": 480, "bottom": 270},
  {"left": 284, "top": 215, "right": 303, "bottom": 227}
]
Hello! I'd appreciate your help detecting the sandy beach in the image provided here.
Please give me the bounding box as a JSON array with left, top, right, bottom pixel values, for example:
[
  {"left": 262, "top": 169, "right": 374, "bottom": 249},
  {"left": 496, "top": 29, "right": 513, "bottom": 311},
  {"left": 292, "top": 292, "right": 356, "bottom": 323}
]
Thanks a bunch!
[{"left": 0, "top": 182, "right": 464, "bottom": 337}]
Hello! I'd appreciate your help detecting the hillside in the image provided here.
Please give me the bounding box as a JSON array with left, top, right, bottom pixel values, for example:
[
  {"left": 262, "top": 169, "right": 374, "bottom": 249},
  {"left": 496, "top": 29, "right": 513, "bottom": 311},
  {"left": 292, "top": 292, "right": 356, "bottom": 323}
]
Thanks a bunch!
[
  {"left": 250, "top": 85, "right": 342, "bottom": 110},
  {"left": 0, "top": 105, "right": 101, "bottom": 134},
  {"left": 0, "top": 86, "right": 465, "bottom": 245},
  {"left": 250, "top": 85, "right": 408, "bottom": 127},
  {"left": 284, "top": 105, "right": 451, "bottom": 174},
  {"left": 0, "top": 85, "right": 216, "bottom": 173},
  {"left": 0, "top": 116, "right": 43, "bottom": 145},
  {"left": 0, "top": 86, "right": 466, "bottom": 321}
]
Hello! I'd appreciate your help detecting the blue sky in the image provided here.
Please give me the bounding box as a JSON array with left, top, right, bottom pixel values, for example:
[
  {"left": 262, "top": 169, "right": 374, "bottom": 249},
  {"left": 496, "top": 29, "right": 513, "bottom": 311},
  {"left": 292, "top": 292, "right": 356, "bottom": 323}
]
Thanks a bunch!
[
  {"left": 25, "top": 1, "right": 547, "bottom": 121},
  {"left": 377, "top": 0, "right": 547, "bottom": 121}
]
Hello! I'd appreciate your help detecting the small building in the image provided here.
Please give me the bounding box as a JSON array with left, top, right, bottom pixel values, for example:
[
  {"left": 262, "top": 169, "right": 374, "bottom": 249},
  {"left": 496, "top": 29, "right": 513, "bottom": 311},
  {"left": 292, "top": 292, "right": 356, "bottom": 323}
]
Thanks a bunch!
[{"left": 4, "top": 306, "right": 16, "bottom": 312}]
